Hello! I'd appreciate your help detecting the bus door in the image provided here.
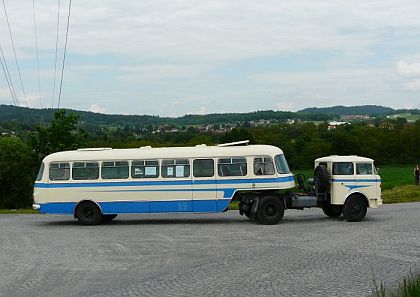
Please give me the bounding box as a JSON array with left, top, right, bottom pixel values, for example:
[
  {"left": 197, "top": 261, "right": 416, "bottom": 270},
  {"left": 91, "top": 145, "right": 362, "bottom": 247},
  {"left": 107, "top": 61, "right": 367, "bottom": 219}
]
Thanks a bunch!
[
  {"left": 192, "top": 159, "right": 217, "bottom": 212},
  {"left": 151, "top": 159, "right": 192, "bottom": 212}
]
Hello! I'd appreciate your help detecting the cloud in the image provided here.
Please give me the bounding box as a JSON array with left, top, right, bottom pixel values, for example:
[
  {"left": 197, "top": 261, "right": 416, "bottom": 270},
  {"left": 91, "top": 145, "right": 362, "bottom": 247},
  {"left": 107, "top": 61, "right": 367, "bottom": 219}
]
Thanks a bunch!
[
  {"left": 1, "top": 0, "right": 420, "bottom": 114},
  {"left": 402, "top": 79, "right": 420, "bottom": 91},
  {"left": 89, "top": 103, "right": 107, "bottom": 113},
  {"left": 397, "top": 61, "right": 420, "bottom": 78},
  {"left": 118, "top": 63, "right": 207, "bottom": 81}
]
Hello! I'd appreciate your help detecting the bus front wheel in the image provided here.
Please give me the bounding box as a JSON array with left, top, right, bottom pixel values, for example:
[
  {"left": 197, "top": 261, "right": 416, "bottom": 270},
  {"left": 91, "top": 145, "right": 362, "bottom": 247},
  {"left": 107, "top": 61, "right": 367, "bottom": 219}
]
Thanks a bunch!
[{"left": 76, "top": 202, "right": 103, "bottom": 225}]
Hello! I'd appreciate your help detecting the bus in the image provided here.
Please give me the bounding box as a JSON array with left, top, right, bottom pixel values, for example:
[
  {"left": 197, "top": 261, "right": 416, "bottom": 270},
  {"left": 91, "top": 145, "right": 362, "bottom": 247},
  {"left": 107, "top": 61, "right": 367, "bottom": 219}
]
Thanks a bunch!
[{"left": 33, "top": 141, "right": 295, "bottom": 225}]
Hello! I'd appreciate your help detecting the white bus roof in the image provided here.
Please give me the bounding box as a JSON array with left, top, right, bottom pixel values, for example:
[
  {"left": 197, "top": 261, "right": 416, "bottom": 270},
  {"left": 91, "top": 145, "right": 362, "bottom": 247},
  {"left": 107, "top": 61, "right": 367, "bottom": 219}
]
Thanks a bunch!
[
  {"left": 43, "top": 144, "right": 284, "bottom": 163},
  {"left": 315, "top": 155, "right": 374, "bottom": 163}
]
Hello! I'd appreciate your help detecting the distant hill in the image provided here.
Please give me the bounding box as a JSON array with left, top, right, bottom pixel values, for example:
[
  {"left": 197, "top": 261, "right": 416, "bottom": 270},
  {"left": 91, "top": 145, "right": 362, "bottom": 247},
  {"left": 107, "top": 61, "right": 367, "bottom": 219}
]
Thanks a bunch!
[
  {"left": 298, "top": 105, "right": 395, "bottom": 116},
  {"left": 0, "top": 105, "right": 330, "bottom": 127}
]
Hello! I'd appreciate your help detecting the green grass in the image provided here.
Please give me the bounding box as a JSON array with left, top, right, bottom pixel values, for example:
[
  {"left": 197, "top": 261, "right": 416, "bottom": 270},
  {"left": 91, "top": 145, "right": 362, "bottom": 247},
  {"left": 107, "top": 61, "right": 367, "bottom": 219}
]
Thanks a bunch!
[
  {"left": 293, "top": 165, "right": 416, "bottom": 190},
  {"left": 372, "top": 271, "right": 420, "bottom": 297},
  {"left": 0, "top": 209, "right": 39, "bottom": 214},
  {"left": 382, "top": 185, "right": 420, "bottom": 204}
]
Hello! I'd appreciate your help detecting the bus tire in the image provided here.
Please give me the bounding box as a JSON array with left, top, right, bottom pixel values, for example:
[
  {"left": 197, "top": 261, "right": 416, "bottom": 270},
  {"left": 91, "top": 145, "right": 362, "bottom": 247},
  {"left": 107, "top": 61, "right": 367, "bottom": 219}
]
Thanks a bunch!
[
  {"left": 103, "top": 214, "right": 117, "bottom": 222},
  {"left": 343, "top": 195, "right": 367, "bottom": 222},
  {"left": 76, "top": 202, "right": 103, "bottom": 225},
  {"left": 322, "top": 204, "right": 343, "bottom": 217},
  {"left": 256, "top": 196, "right": 284, "bottom": 225}
]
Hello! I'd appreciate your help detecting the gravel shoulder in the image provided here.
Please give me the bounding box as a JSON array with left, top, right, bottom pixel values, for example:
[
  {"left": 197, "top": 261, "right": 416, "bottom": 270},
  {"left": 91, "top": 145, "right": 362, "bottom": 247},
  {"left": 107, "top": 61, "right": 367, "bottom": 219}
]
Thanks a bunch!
[{"left": 0, "top": 203, "right": 419, "bottom": 297}]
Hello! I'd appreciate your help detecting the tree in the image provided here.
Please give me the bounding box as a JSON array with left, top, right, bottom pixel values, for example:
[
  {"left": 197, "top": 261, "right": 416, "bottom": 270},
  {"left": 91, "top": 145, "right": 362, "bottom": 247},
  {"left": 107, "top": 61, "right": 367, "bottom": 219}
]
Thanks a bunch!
[
  {"left": 31, "top": 110, "right": 86, "bottom": 161},
  {"left": 220, "top": 128, "right": 255, "bottom": 144},
  {"left": 0, "top": 137, "right": 36, "bottom": 208}
]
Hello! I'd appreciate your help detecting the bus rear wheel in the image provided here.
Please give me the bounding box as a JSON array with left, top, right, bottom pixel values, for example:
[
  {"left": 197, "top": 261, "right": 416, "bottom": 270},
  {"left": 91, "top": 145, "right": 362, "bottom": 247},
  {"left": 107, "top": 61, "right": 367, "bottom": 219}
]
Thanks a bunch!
[
  {"left": 76, "top": 202, "right": 103, "bottom": 225},
  {"left": 256, "top": 196, "right": 284, "bottom": 225}
]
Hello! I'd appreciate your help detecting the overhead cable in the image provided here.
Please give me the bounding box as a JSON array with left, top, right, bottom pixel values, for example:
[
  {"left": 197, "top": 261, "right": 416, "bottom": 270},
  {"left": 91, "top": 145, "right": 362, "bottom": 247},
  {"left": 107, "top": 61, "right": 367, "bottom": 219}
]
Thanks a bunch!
[
  {"left": 32, "top": 0, "right": 43, "bottom": 108},
  {"left": 57, "top": 0, "right": 72, "bottom": 109},
  {"left": 51, "top": 0, "right": 61, "bottom": 108},
  {"left": 2, "top": 0, "right": 28, "bottom": 108},
  {"left": 0, "top": 42, "right": 22, "bottom": 120}
]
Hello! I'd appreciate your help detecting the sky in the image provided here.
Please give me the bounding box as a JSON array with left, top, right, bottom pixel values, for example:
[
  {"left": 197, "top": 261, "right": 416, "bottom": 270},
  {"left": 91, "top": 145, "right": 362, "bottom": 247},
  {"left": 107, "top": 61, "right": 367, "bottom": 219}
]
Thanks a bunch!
[{"left": 0, "top": 0, "right": 420, "bottom": 116}]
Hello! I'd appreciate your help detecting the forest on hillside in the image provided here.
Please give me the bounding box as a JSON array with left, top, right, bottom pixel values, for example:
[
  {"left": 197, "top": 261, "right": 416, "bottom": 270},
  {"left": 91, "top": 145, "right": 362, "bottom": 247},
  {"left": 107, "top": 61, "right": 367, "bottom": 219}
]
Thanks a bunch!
[{"left": 1, "top": 109, "right": 419, "bottom": 209}]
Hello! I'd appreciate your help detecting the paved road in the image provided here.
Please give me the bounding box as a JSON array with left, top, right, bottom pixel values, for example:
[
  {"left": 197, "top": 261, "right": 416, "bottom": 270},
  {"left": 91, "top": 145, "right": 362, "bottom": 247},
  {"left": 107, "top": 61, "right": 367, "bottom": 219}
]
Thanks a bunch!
[{"left": 0, "top": 203, "right": 419, "bottom": 297}]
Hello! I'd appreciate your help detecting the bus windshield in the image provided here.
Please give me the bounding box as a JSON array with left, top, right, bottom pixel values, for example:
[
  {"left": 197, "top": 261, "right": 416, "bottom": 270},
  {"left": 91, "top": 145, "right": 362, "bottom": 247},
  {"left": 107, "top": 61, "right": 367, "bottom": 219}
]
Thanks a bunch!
[
  {"left": 275, "top": 155, "right": 291, "bottom": 174},
  {"left": 36, "top": 163, "right": 44, "bottom": 181}
]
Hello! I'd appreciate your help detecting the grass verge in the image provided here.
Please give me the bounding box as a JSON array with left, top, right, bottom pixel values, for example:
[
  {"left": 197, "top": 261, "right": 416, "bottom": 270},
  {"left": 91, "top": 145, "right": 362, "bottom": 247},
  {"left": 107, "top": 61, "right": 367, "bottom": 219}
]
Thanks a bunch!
[
  {"left": 0, "top": 209, "right": 39, "bottom": 214},
  {"left": 372, "top": 271, "right": 420, "bottom": 297},
  {"left": 382, "top": 185, "right": 420, "bottom": 204}
]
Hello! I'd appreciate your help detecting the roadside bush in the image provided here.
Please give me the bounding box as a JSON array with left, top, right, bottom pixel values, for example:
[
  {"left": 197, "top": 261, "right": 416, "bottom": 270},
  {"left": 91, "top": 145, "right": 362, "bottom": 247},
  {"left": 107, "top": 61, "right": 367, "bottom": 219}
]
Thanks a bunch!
[{"left": 0, "top": 137, "right": 36, "bottom": 209}]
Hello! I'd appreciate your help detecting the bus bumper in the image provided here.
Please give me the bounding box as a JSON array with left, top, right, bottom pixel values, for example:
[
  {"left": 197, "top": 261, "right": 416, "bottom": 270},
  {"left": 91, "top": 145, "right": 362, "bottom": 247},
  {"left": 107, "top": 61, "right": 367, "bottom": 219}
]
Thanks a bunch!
[{"left": 32, "top": 204, "right": 40, "bottom": 210}]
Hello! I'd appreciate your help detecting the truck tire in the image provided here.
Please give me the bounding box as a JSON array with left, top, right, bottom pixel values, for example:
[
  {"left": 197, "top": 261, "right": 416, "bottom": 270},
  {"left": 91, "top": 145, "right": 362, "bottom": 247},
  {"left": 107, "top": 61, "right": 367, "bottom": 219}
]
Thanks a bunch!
[
  {"left": 322, "top": 204, "right": 343, "bottom": 217},
  {"left": 76, "top": 202, "right": 103, "bottom": 225},
  {"left": 314, "top": 165, "right": 329, "bottom": 193},
  {"left": 343, "top": 195, "right": 367, "bottom": 222},
  {"left": 256, "top": 196, "right": 284, "bottom": 225}
]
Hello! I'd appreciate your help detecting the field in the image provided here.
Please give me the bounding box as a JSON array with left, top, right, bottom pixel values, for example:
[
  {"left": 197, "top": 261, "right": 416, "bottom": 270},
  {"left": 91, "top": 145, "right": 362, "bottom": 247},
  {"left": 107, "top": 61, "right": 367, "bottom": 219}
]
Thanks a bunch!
[{"left": 293, "top": 165, "right": 415, "bottom": 190}]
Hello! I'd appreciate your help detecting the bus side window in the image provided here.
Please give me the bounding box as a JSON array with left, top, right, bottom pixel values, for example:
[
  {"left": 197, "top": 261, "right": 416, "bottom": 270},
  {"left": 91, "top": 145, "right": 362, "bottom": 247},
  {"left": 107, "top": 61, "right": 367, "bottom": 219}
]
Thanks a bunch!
[
  {"left": 132, "top": 160, "right": 159, "bottom": 178},
  {"left": 101, "top": 161, "right": 129, "bottom": 179},
  {"left": 218, "top": 157, "right": 247, "bottom": 177},
  {"left": 254, "top": 157, "right": 275, "bottom": 175},
  {"left": 162, "top": 159, "right": 190, "bottom": 178},
  {"left": 193, "top": 159, "right": 214, "bottom": 177},
  {"left": 49, "top": 162, "right": 70, "bottom": 181},
  {"left": 72, "top": 162, "right": 99, "bottom": 180}
]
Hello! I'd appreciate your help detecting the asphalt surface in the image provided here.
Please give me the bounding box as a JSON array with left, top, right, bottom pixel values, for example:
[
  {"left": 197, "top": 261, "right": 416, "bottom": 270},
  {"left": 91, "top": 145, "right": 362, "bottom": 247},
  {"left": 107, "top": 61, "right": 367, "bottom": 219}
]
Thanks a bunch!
[{"left": 0, "top": 203, "right": 419, "bottom": 297}]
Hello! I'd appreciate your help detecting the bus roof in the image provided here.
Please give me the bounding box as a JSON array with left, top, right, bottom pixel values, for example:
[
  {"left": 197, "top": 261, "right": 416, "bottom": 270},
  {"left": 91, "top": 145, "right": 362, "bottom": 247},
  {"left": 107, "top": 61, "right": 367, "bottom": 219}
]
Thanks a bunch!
[{"left": 43, "top": 144, "right": 284, "bottom": 163}]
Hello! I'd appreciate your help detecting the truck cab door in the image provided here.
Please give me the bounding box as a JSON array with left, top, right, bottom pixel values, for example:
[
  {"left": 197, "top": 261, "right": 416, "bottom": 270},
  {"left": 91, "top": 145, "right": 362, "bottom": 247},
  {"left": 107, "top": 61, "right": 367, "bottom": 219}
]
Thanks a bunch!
[{"left": 331, "top": 162, "right": 355, "bottom": 205}]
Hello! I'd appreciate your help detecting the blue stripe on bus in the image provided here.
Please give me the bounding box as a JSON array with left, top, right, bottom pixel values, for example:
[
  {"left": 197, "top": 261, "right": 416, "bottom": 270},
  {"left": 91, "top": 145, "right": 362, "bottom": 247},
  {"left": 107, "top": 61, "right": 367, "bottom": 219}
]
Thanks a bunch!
[
  {"left": 34, "top": 176, "right": 294, "bottom": 189},
  {"left": 90, "top": 188, "right": 236, "bottom": 198},
  {"left": 38, "top": 199, "right": 231, "bottom": 215}
]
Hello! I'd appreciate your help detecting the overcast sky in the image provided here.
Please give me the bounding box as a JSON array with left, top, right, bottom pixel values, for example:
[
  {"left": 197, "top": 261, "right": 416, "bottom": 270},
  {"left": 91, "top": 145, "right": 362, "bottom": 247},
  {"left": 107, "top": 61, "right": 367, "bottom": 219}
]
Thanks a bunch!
[{"left": 0, "top": 0, "right": 420, "bottom": 116}]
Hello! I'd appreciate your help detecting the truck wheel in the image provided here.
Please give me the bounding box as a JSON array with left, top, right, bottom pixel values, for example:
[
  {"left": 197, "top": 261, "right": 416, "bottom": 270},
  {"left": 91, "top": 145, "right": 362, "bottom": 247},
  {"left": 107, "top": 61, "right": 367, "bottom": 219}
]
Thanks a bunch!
[
  {"left": 314, "top": 165, "right": 329, "bottom": 193},
  {"left": 343, "top": 195, "right": 367, "bottom": 222},
  {"left": 322, "top": 204, "right": 343, "bottom": 217},
  {"left": 76, "top": 202, "right": 103, "bottom": 225},
  {"left": 256, "top": 196, "right": 284, "bottom": 225},
  {"left": 239, "top": 202, "right": 252, "bottom": 218}
]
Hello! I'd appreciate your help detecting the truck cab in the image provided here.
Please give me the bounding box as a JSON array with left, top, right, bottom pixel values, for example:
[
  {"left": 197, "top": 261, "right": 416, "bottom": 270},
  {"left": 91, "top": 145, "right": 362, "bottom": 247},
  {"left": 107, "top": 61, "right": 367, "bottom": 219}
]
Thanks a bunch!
[
  {"left": 311, "top": 155, "right": 382, "bottom": 221},
  {"left": 315, "top": 155, "right": 382, "bottom": 207}
]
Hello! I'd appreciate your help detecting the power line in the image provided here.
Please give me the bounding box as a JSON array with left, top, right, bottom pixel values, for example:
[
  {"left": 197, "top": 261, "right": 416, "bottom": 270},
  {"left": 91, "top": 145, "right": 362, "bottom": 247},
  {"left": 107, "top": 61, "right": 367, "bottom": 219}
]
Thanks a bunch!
[
  {"left": 51, "top": 0, "right": 61, "bottom": 109},
  {"left": 2, "top": 0, "right": 28, "bottom": 108},
  {"left": 32, "top": 0, "right": 43, "bottom": 108},
  {"left": 57, "top": 0, "right": 72, "bottom": 109},
  {"left": 0, "top": 42, "right": 22, "bottom": 121},
  {"left": 0, "top": 42, "right": 19, "bottom": 107}
]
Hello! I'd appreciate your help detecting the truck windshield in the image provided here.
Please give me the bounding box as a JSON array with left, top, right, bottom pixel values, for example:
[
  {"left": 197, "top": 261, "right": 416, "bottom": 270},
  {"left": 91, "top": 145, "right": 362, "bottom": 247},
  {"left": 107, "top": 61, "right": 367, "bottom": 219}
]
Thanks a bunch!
[
  {"left": 36, "top": 163, "right": 45, "bottom": 181},
  {"left": 275, "top": 154, "right": 291, "bottom": 174}
]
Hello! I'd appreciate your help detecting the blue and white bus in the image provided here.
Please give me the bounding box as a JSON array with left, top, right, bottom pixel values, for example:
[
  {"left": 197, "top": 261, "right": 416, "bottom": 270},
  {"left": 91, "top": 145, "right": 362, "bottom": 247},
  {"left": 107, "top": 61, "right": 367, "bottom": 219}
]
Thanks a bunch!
[{"left": 33, "top": 141, "right": 295, "bottom": 225}]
